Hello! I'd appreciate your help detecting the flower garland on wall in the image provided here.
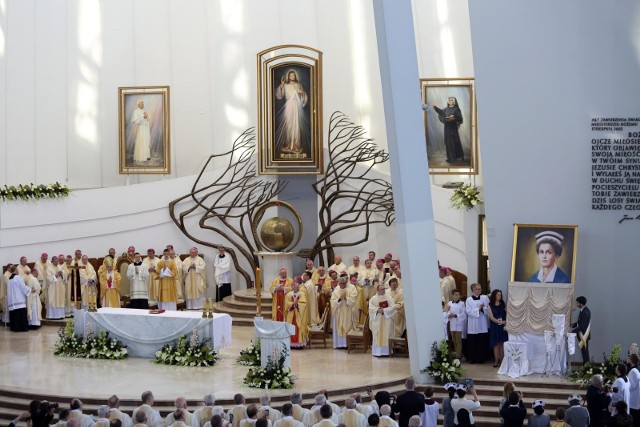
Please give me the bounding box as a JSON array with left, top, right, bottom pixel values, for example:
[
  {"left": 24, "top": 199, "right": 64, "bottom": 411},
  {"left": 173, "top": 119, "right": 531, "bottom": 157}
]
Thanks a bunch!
[
  {"left": 53, "top": 320, "right": 128, "bottom": 360},
  {"left": 154, "top": 330, "right": 218, "bottom": 367},
  {"left": 449, "top": 184, "right": 483, "bottom": 211},
  {"left": 0, "top": 182, "right": 71, "bottom": 202},
  {"left": 243, "top": 343, "right": 295, "bottom": 389},
  {"left": 421, "top": 339, "right": 464, "bottom": 384}
]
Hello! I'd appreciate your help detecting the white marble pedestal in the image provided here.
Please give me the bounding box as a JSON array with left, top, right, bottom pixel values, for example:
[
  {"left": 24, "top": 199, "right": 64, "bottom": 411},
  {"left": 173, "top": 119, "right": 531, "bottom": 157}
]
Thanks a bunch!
[
  {"left": 254, "top": 318, "right": 295, "bottom": 369},
  {"left": 255, "top": 251, "right": 297, "bottom": 287}
]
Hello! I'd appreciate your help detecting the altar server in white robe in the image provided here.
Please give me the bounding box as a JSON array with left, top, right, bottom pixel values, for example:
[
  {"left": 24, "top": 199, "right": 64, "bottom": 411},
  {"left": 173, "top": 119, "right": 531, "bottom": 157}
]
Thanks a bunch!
[
  {"left": 446, "top": 289, "right": 467, "bottom": 359},
  {"left": 465, "top": 283, "right": 490, "bottom": 364},
  {"left": 26, "top": 269, "right": 42, "bottom": 327},
  {"left": 127, "top": 252, "right": 150, "bottom": 309},
  {"left": 369, "top": 285, "right": 396, "bottom": 357},
  {"left": 330, "top": 277, "right": 358, "bottom": 349},
  {"left": 214, "top": 246, "right": 232, "bottom": 302},
  {"left": 79, "top": 255, "right": 97, "bottom": 310},
  {"left": 6, "top": 266, "right": 31, "bottom": 332},
  {"left": 338, "top": 399, "right": 367, "bottom": 427},
  {"left": 183, "top": 247, "right": 207, "bottom": 310},
  {"left": 46, "top": 257, "right": 66, "bottom": 320}
]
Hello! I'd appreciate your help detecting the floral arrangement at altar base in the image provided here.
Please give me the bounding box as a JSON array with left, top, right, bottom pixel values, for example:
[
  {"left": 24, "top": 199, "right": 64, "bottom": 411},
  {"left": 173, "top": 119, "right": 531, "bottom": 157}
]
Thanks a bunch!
[
  {"left": 421, "top": 339, "right": 464, "bottom": 384},
  {"left": 154, "top": 329, "right": 218, "bottom": 367},
  {"left": 449, "top": 184, "right": 483, "bottom": 211},
  {"left": 0, "top": 182, "right": 71, "bottom": 202},
  {"left": 53, "top": 319, "right": 127, "bottom": 359},
  {"left": 243, "top": 343, "right": 295, "bottom": 389},
  {"left": 567, "top": 344, "right": 622, "bottom": 388},
  {"left": 237, "top": 339, "right": 261, "bottom": 366}
]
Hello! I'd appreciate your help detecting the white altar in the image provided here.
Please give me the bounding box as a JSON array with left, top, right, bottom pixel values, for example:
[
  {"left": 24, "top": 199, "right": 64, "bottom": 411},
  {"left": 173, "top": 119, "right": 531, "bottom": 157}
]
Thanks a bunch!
[
  {"left": 254, "top": 318, "right": 295, "bottom": 369},
  {"left": 74, "top": 308, "right": 232, "bottom": 358}
]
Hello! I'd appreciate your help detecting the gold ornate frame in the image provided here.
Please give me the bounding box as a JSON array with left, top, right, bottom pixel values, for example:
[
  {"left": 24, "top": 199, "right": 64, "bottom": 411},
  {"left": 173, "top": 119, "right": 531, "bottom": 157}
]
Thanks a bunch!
[
  {"left": 510, "top": 223, "right": 579, "bottom": 283},
  {"left": 420, "top": 78, "right": 478, "bottom": 175},
  {"left": 257, "top": 45, "right": 323, "bottom": 175},
  {"left": 118, "top": 86, "right": 171, "bottom": 175}
]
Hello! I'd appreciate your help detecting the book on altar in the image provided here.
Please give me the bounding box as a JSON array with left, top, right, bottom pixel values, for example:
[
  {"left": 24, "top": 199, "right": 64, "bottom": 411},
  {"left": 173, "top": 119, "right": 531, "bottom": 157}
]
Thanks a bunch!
[{"left": 378, "top": 301, "right": 389, "bottom": 309}]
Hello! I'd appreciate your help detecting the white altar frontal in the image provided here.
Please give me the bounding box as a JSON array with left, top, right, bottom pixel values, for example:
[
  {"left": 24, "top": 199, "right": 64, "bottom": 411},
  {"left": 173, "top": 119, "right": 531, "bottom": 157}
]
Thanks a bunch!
[
  {"left": 254, "top": 318, "right": 295, "bottom": 369},
  {"left": 74, "top": 308, "right": 232, "bottom": 358}
]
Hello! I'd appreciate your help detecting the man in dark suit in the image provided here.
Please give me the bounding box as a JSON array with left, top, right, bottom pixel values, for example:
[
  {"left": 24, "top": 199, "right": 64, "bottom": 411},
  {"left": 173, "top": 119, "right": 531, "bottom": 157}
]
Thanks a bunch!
[
  {"left": 391, "top": 377, "right": 424, "bottom": 427},
  {"left": 499, "top": 392, "right": 527, "bottom": 427},
  {"left": 571, "top": 296, "right": 591, "bottom": 364}
]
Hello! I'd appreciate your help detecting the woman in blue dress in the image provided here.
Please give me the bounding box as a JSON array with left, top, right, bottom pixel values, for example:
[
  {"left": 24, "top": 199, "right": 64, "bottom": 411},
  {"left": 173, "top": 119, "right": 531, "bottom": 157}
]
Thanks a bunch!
[{"left": 488, "top": 289, "right": 508, "bottom": 367}]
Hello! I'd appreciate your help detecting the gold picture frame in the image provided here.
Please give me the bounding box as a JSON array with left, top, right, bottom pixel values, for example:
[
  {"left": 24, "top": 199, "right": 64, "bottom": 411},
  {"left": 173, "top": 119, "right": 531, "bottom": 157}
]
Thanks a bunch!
[
  {"left": 420, "top": 78, "right": 478, "bottom": 175},
  {"left": 510, "top": 223, "right": 578, "bottom": 284},
  {"left": 257, "top": 45, "right": 323, "bottom": 175},
  {"left": 118, "top": 86, "right": 171, "bottom": 175}
]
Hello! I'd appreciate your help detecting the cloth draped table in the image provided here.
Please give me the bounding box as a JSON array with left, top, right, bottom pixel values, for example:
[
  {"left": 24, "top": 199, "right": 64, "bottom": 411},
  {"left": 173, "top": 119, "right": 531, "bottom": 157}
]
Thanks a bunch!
[
  {"left": 498, "top": 341, "right": 529, "bottom": 378},
  {"left": 74, "top": 308, "right": 232, "bottom": 358},
  {"left": 254, "top": 318, "right": 295, "bottom": 369}
]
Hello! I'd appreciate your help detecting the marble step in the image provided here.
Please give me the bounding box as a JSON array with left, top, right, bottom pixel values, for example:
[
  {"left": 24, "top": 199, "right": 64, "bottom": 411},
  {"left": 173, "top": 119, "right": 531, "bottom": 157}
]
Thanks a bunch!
[
  {"left": 212, "top": 303, "right": 259, "bottom": 319},
  {"left": 233, "top": 290, "right": 272, "bottom": 303},
  {"left": 221, "top": 295, "right": 273, "bottom": 310}
]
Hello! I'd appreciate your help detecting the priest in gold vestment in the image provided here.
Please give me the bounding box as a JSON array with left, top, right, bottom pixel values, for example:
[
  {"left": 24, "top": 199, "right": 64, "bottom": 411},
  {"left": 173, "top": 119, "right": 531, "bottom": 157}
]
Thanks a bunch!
[
  {"left": 369, "top": 284, "right": 396, "bottom": 356},
  {"left": 46, "top": 256, "right": 66, "bottom": 319},
  {"left": 357, "top": 260, "right": 377, "bottom": 324},
  {"left": 330, "top": 277, "right": 358, "bottom": 349},
  {"left": 26, "top": 269, "right": 42, "bottom": 327},
  {"left": 182, "top": 247, "right": 207, "bottom": 310},
  {"left": 99, "top": 259, "right": 121, "bottom": 308},
  {"left": 269, "top": 268, "right": 293, "bottom": 321},
  {"left": 285, "top": 278, "right": 309, "bottom": 348},
  {"left": 156, "top": 249, "right": 178, "bottom": 311},
  {"left": 313, "top": 266, "right": 330, "bottom": 321},
  {"left": 302, "top": 271, "right": 318, "bottom": 325},
  {"left": 387, "top": 278, "right": 405, "bottom": 338}
]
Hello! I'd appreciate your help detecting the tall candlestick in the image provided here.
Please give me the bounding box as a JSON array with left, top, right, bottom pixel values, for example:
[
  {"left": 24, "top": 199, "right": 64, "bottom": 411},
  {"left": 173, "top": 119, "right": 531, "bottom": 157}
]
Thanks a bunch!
[{"left": 256, "top": 267, "right": 262, "bottom": 317}]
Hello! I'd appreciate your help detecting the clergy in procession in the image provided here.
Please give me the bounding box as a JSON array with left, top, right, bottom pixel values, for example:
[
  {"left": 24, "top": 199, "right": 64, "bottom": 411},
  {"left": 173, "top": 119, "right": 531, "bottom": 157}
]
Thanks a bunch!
[
  {"left": 386, "top": 278, "right": 405, "bottom": 338},
  {"left": 79, "top": 255, "right": 97, "bottom": 310},
  {"left": 6, "top": 265, "right": 32, "bottom": 332},
  {"left": 99, "top": 258, "right": 121, "bottom": 308},
  {"left": 127, "top": 252, "right": 150, "bottom": 309},
  {"left": 465, "top": 283, "right": 490, "bottom": 364},
  {"left": 269, "top": 268, "right": 293, "bottom": 321},
  {"left": 285, "top": 277, "right": 309, "bottom": 348},
  {"left": 330, "top": 277, "right": 358, "bottom": 349},
  {"left": 16, "top": 257, "right": 31, "bottom": 278},
  {"left": 214, "top": 246, "right": 232, "bottom": 302},
  {"left": 302, "top": 271, "right": 319, "bottom": 325},
  {"left": 168, "top": 250, "right": 185, "bottom": 303},
  {"left": 183, "top": 247, "right": 207, "bottom": 309},
  {"left": 26, "top": 269, "right": 42, "bottom": 328},
  {"left": 46, "top": 256, "right": 66, "bottom": 320},
  {"left": 157, "top": 249, "right": 178, "bottom": 311},
  {"left": 369, "top": 284, "right": 397, "bottom": 357},
  {"left": 313, "top": 266, "right": 329, "bottom": 320},
  {"left": 446, "top": 289, "right": 466, "bottom": 359},
  {"left": 329, "top": 255, "right": 347, "bottom": 276},
  {"left": 143, "top": 249, "right": 160, "bottom": 303}
]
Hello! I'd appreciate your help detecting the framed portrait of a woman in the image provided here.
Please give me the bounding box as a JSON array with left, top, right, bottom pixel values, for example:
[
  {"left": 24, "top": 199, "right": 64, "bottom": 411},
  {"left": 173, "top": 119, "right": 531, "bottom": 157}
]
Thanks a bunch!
[
  {"left": 510, "top": 224, "right": 578, "bottom": 284},
  {"left": 257, "top": 45, "right": 323, "bottom": 175},
  {"left": 420, "top": 78, "right": 478, "bottom": 175}
]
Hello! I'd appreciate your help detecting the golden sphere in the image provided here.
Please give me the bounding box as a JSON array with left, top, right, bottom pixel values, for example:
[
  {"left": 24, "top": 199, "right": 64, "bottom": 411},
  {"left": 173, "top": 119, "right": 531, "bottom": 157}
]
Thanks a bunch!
[{"left": 260, "top": 216, "right": 295, "bottom": 251}]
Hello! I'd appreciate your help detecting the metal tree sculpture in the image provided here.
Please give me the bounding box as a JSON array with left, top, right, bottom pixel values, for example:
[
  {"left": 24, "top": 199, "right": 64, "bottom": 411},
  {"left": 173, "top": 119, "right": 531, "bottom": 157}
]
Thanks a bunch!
[
  {"left": 168, "top": 128, "right": 287, "bottom": 287},
  {"left": 310, "top": 111, "right": 395, "bottom": 265}
]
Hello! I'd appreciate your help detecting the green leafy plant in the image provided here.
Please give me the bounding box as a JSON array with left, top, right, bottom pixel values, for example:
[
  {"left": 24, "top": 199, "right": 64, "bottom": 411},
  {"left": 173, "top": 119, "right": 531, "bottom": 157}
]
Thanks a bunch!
[
  {"left": 0, "top": 182, "right": 71, "bottom": 202},
  {"left": 450, "top": 184, "right": 483, "bottom": 211},
  {"left": 154, "top": 329, "right": 218, "bottom": 367},
  {"left": 567, "top": 344, "right": 622, "bottom": 388},
  {"left": 53, "top": 319, "right": 127, "bottom": 360},
  {"left": 243, "top": 343, "right": 295, "bottom": 389},
  {"left": 421, "top": 339, "right": 463, "bottom": 384}
]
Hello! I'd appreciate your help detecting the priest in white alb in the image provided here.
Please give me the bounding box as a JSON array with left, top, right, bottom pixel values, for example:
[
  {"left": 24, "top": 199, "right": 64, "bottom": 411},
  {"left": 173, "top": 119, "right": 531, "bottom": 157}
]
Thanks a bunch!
[
  {"left": 214, "top": 246, "right": 232, "bottom": 302},
  {"left": 302, "top": 271, "right": 318, "bottom": 325},
  {"left": 328, "top": 255, "right": 347, "bottom": 276},
  {"left": 26, "top": 269, "right": 42, "bottom": 328},
  {"left": 330, "top": 277, "right": 358, "bottom": 349},
  {"left": 387, "top": 278, "right": 405, "bottom": 338},
  {"left": 16, "top": 257, "right": 31, "bottom": 279},
  {"left": 183, "top": 247, "right": 207, "bottom": 309},
  {"left": 369, "top": 284, "right": 396, "bottom": 357}
]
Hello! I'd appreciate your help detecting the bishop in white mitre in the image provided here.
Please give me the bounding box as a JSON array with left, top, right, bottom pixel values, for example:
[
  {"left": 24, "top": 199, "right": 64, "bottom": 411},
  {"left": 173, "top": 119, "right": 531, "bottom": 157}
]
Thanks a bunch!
[{"left": 369, "top": 285, "right": 396, "bottom": 357}]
